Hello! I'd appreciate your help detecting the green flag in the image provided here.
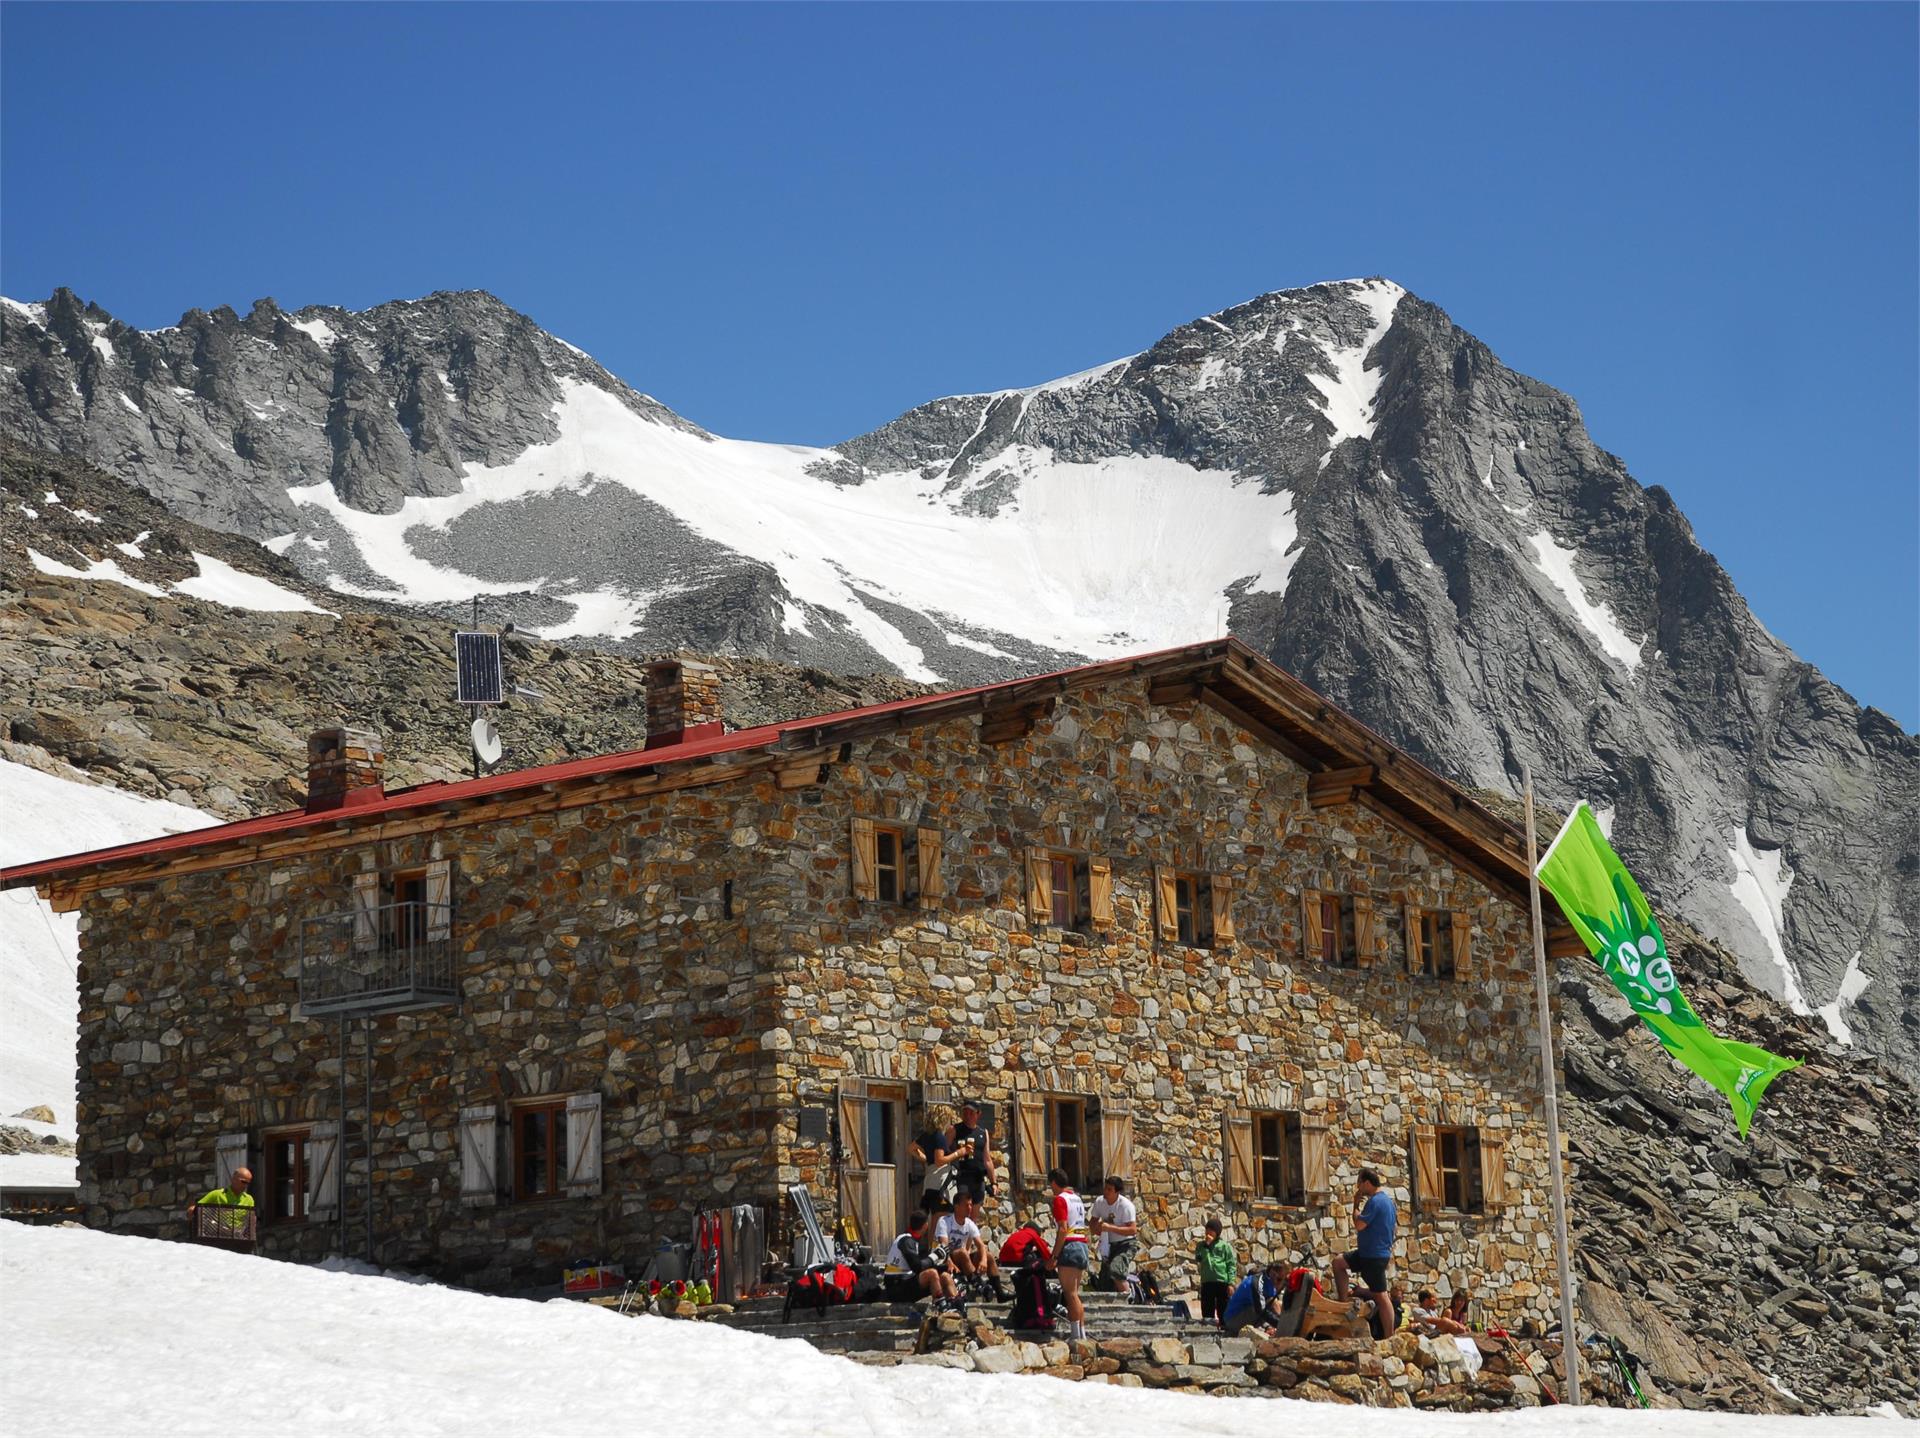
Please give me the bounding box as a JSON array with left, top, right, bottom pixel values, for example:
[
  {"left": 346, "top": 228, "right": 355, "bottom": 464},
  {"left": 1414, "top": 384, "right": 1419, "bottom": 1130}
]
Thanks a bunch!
[{"left": 1536, "top": 802, "right": 1800, "bottom": 1138}]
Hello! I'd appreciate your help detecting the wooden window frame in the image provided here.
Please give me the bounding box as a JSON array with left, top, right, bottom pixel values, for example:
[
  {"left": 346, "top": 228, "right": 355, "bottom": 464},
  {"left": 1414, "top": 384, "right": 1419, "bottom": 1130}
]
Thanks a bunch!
[
  {"left": 872, "top": 824, "right": 907, "bottom": 905},
  {"left": 1252, "top": 1110, "right": 1305, "bottom": 1207},
  {"left": 512, "top": 1098, "right": 570, "bottom": 1203},
  {"left": 1411, "top": 911, "right": 1453, "bottom": 977},
  {"left": 1033, "top": 850, "right": 1094, "bottom": 930},
  {"left": 1325, "top": 894, "right": 1357, "bottom": 966},
  {"left": 387, "top": 868, "right": 429, "bottom": 948},
  {"left": 1171, "top": 871, "right": 1215, "bottom": 948},
  {"left": 261, "top": 1126, "right": 310, "bottom": 1225},
  {"left": 1044, "top": 1096, "right": 1087, "bottom": 1187},
  {"left": 1436, "top": 1124, "right": 1484, "bottom": 1214}
]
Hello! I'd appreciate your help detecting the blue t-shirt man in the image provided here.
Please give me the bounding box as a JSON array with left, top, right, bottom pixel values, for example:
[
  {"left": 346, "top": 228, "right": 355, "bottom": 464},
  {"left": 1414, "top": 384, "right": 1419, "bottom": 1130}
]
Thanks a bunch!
[
  {"left": 1342, "top": 1170, "right": 1398, "bottom": 1299},
  {"left": 1221, "top": 1265, "right": 1284, "bottom": 1335}
]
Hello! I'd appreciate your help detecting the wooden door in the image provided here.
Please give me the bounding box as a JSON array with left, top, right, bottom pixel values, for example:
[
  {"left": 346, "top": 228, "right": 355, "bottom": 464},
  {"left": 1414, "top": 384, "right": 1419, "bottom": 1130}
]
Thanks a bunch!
[{"left": 864, "top": 1085, "right": 908, "bottom": 1247}]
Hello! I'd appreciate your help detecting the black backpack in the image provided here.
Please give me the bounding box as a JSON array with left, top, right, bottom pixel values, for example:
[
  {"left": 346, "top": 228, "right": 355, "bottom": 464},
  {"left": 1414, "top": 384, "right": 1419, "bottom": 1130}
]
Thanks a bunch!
[{"left": 1008, "top": 1257, "right": 1054, "bottom": 1332}]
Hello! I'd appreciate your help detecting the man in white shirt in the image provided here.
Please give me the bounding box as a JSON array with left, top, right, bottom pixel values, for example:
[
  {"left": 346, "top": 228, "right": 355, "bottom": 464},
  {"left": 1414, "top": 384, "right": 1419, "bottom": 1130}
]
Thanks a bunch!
[
  {"left": 933, "top": 1191, "right": 1006, "bottom": 1298},
  {"left": 1088, "top": 1175, "right": 1139, "bottom": 1292}
]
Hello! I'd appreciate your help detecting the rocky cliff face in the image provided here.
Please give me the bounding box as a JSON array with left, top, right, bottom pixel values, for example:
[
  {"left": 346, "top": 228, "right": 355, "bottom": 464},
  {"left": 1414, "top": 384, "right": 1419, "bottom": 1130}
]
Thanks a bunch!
[{"left": 3, "top": 280, "right": 1912, "bottom": 1080}]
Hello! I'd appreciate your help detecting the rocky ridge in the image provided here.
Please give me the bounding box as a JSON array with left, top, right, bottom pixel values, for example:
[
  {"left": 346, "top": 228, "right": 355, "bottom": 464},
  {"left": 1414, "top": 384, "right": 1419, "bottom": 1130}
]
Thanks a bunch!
[{"left": 3, "top": 280, "right": 1910, "bottom": 1080}]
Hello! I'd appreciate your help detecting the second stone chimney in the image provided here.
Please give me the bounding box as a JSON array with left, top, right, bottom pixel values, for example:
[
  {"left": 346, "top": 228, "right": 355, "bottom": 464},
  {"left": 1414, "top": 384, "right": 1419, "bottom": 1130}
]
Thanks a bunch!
[
  {"left": 306, "top": 726, "right": 385, "bottom": 811},
  {"left": 644, "top": 660, "right": 724, "bottom": 749}
]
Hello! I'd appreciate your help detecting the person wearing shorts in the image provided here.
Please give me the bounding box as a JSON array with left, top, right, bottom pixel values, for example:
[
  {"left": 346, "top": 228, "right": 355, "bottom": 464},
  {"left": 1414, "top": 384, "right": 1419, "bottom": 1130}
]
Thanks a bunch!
[
  {"left": 1048, "top": 1167, "right": 1091, "bottom": 1340},
  {"left": 1332, "top": 1168, "right": 1397, "bottom": 1337}
]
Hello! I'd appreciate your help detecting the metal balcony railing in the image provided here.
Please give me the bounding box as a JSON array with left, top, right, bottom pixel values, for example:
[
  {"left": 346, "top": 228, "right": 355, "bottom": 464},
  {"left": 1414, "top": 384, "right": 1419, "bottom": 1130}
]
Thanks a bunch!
[{"left": 298, "top": 900, "right": 456, "bottom": 1015}]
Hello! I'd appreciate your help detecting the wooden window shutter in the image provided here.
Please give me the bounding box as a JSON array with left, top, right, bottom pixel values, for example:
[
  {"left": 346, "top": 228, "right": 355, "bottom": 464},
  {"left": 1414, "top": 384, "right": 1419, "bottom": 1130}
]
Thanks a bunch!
[
  {"left": 1302, "top": 888, "right": 1324, "bottom": 961},
  {"left": 1025, "top": 847, "right": 1051, "bottom": 924},
  {"left": 1353, "top": 897, "right": 1377, "bottom": 968},
  {"left": 1155, "top": 866, "right": 1179, "bottom": 943},
  {"left": 836, "top": 1083, "right": 869, "bottom": 1241},
  {"left": 1300, "top": 1117, "right": 1331, "bottom": 1204},
  {"left": 424, "top": 859, "right": 452, "bottom": 941},
  {"left": 352, "top": 872, "right": 380, "bottom": 953},
  {"left": 1099, "top": 1097, "right": 1134, "bottom": 1181},
  {"left": 1210, "top": 874, "right": 1235, "bottom": 945},
  {"left": 1015, "top": 1095, "right": 1045, "bottom": 1188},
  {"left": 850, "top": 818, "right": 878, "bottom": 901},
  {"left": 1404, "top": 903, "right": 1424, "bottom": 973},
  {"left": 565, "top": 1092, "right": 603, "bottom": 1198},
  {"left": 1451, "top": 912, "right": 1473, "bottom": 982},
  {"left": 915, "top": 827, "right": 944, "bottom": 908},
  {"left": 1088, "top": 857, "right": 1114, "bottom": 927},
  {"left": 306, "top": 1120, "right": 341, "bottom": 1218},
  {"left": 1223, "top": 1111, "right": 1254, "bottom": 1201},
  {"left": 459, "top": 1104, "right": 498, "bottom": 1206},
  {"left": 1413, "top": 1126, "right": 1442, "bottom": 1213},
  {"left": 1480, "top": 1132, "right": 1507, "bottom": 1209},
  {"left": 214, "top": 1131, "right": 249, "bottom": 1190}
]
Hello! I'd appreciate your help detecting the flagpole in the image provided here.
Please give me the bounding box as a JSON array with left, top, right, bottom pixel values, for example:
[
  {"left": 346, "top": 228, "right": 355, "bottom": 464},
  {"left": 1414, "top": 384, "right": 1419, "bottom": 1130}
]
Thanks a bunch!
[{"left": 1523, "top": 763, "right": 1582, "bottom": 1405}]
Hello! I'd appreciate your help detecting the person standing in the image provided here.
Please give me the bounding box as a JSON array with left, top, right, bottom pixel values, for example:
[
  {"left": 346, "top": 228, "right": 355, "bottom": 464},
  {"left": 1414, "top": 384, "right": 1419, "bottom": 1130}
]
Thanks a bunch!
[
  {"left": 909, "top": 1106, "right": 956, "bottom": 1208},
  {"left": 1331, "top": 1168, "right": 1397, "bottom": 1337},
  {"left": 1194, "top": 1217, "right": 1237, "bottom": 1327},
  {"left": 949, "top": 1101, "right": 997, "bottom": 1209},
  {"left": 1088, "top": 1175, "right": 1138, "bottom": 1291},
  {"left": 1047, "top": 1168, "right": 1091, "bottom": 1340},
  {"left": 191, "top": 1165, "right": 256, "bottom": 1239}
]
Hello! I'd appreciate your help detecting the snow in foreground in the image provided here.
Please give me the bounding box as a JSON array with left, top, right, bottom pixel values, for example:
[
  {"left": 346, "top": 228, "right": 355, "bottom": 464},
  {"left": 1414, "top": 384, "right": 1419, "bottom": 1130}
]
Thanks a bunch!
[
  {"left": 0, "top": 1223, "right": 1901, "bottom": 1438},
  {"left": 0, "top": 759, "right": 216, "bottom": 1140}
]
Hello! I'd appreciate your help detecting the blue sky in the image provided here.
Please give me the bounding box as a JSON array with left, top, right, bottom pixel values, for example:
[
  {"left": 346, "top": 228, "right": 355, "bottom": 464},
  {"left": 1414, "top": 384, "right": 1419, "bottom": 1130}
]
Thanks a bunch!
[{"left": 3, "top": 3, "right": 1914, "bottom": 722}]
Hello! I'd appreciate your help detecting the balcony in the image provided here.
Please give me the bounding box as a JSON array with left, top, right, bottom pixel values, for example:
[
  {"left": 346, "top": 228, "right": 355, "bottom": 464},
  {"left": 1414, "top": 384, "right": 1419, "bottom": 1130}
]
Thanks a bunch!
[{"left": 298, "top": 900, "right": 457, "bottom": 1016}]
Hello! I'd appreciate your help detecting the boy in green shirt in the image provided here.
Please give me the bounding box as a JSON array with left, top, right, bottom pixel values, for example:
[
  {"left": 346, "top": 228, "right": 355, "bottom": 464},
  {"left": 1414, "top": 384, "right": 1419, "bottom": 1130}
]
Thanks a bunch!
[{"left": 1194, "top": 1217, "right": 1237, "bottom": 1327}]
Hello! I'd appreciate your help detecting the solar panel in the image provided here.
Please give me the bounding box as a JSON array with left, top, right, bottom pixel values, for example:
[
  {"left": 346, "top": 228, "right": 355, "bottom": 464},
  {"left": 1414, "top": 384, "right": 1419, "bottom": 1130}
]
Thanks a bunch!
[{"left": 455, "top": 631, "right": 504, "bottom": 705}]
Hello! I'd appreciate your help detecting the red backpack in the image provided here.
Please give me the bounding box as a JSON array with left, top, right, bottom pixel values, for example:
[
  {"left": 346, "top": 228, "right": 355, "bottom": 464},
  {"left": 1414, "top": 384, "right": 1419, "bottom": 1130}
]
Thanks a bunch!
[{"left": 783, "top": 1261, "right": 859, "bottom": 1321}]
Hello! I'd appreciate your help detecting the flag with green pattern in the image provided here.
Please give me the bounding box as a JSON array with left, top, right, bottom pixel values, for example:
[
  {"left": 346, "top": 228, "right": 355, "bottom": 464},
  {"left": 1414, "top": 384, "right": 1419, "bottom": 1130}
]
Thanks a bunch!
[{"left": 1536, "top": 802, "right": 1800, "bottom": 1138}]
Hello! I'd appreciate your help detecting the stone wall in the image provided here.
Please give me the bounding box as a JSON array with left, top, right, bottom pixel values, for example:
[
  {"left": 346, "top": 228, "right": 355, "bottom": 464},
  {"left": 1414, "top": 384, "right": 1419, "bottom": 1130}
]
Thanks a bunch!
[{"left": 74, "top": 674, "right": 1567, "bottom": 1309}]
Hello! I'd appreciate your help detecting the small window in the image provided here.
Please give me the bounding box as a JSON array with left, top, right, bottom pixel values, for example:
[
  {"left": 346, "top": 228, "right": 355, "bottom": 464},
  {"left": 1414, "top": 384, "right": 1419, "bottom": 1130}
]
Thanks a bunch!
[
  {"left": 1034, "top": 851, "right": 1092, "bottom": 929},
  {"left": 865, "top": 1100, "right": 896, "bottom": 1166},
  {"left": 1173, "top": 872, "right": 1215, "bottom": 948},
  {"left": 874, "top": 826, "right": 904, "bottom": 903},
  {"left": 263, "top": 1128, "right": 309, "bottom": 1224},
  {"left": 1045, "top": 1097, "right": 1085, "bottom": 1185},
  {"left": 1437, "top": 1125, "right": 1483, "bottom": 1212},
  {"left": 514, "top": 1099, "right": 570, "bottom": 1201},
  {"left": 1254, "top": 1111, "right": 1304, "bottom": 1205},
  {"left": 1322, "top": 894, "right": 1357, "bottom": 966},
  {"left": 1049, "top": 855, "right": 1075, "bottom": 927},
  {"left": 1416, "top": 912, "right": 1455, "bottom": 977}
]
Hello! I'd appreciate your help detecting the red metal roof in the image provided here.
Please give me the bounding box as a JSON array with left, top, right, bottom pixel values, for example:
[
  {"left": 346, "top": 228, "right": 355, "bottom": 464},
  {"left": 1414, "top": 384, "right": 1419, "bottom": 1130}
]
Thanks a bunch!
[{"left": 0, "top": 642, "right": 1211, "bottom": 891}]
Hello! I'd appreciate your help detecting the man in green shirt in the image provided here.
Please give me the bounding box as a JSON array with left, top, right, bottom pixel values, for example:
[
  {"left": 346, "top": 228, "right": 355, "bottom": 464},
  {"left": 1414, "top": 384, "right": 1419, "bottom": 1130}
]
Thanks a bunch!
[{"left": 193, "top": 1166, "right": 255, "bottom": 1239}]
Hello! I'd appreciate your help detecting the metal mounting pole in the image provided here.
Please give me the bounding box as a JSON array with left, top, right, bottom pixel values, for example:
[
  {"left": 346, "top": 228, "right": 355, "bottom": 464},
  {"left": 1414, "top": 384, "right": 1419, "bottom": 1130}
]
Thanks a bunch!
[
  {"left": 363, "top": 1015, "right": 374, "bottom": 1265},
  {"left": 1523, "top": 764, "right": 1582, "bottom": 1404},
  {"left": 338, "top": 1012, "right": 347, "bottom": 1260}
]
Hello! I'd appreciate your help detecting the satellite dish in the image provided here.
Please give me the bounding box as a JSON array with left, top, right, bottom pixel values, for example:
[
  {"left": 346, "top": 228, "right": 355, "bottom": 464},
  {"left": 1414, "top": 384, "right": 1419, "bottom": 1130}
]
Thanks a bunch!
[{"left": 471, "top": 715, "right": 503, "bottom": 768}]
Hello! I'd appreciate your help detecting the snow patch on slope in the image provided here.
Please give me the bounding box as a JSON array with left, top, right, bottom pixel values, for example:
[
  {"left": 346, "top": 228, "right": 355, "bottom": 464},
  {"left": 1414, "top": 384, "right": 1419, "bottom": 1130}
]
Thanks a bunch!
[
  {"left": 286, "top": 315, "right": 338, "bottom": 348},
  {"left": 1813, "top": 951, "right": 1871, "bottom": 1045},
  {"left": 175, "top": 553, "right": 337, "bottom": 614},
  {"left": 26, "top": 546, "right": 166, "bottom": 597},
  {"left": 0, "top": 760, "right": 216, "bottom": 1134},
  {"left": 1526, "top": 530, "right": 1645, "bottom": 673},
  {"left": 290, "top": 380, "right": 1301, "bottom": 680},
  {"left": 1304, "top": 279, "right": 1404, "bottom": 443},
  {"left": 1727, "top": 826, "right": 1810, "bottom": 1015}
]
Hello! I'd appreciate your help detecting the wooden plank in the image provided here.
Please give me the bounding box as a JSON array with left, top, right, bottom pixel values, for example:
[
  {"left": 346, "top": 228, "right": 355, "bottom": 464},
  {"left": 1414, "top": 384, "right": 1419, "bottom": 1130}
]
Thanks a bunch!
[{"left": 1307, "top": 765, "right": 1376, "bottom": 808}]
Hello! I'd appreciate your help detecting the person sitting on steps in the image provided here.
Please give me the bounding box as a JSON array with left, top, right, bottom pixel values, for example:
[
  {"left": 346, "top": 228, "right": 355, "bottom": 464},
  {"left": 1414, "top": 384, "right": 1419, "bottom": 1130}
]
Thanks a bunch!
[
  {"left": 935, "top": 1190, "right": 1008, "bottom": 1300},
  {"left": 883, "top": 1210, "right": 959, "bottom": 1306}
]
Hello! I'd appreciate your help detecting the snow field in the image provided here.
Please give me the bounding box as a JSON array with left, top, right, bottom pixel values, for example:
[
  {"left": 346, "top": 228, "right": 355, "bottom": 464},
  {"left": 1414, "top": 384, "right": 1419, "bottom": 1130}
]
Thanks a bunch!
[
  {"left": 1525, "top": 530, "right": 1645, "bottom": 674},
  {"left": 289, "top": 381, "right": 1304, "bottom": 681},
  {"left": 0, "top": 1223, "right": 1902, "bottom": 1438},
  {"left": 1725, "top": 826, "right": 1810, "bottom": 1017},
  {"left": 0, "top": 760, "right": 216, "bottom": 1141}
]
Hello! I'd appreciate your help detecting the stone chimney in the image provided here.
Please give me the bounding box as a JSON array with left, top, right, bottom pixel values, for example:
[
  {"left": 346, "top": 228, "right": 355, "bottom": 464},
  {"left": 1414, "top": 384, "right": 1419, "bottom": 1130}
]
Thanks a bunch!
[
  {"left": 306, "top": 726, "right": 385, "bottom": 812},
  {"left": 644, "top": 660, "right": 725, "bottom": 749}
]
